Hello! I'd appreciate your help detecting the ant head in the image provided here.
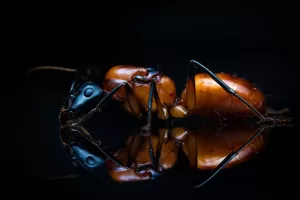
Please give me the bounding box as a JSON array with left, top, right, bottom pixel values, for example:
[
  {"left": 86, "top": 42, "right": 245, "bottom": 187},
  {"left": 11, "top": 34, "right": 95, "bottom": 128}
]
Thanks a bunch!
[
  {"left": 68, "top": 82, "right": 104, "bottom": 115},
  {"left": 69, "top": 134, "right": 107, "bottom": 172}
]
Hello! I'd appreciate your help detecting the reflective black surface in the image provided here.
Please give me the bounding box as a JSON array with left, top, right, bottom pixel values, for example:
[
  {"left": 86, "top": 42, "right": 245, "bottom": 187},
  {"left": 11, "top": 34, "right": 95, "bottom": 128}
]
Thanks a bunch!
[{"left": 16, "top": 1, "right": 300, "bottom": 200}]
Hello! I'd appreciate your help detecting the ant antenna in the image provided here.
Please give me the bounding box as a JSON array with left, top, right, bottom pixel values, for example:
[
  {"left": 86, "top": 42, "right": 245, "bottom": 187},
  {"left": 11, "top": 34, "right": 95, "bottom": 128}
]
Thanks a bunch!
[{"left": 26, "top": 66, "right": 78, "bottom": 76}]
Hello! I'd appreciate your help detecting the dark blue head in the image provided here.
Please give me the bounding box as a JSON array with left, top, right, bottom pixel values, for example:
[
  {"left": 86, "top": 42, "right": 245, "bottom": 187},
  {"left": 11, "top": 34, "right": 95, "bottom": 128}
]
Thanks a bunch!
[
  {"left": 68, "top": 82, "right": 104, "bottom": 115},
  {"left": 70, "top": 143, "right": 106, "bottom": 174}
]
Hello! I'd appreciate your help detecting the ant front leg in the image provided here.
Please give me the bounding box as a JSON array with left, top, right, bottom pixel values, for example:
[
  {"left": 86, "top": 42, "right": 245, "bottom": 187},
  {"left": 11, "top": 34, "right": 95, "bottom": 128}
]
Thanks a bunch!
[
  {"left": 60, "top": 79, "right": 127, "bottom": 168},
  {"left": 77, "top": 82, "right": 142, "bottom": 124},
  {"left": 69, "top": 82, "right": 142, "bottom": 168}
]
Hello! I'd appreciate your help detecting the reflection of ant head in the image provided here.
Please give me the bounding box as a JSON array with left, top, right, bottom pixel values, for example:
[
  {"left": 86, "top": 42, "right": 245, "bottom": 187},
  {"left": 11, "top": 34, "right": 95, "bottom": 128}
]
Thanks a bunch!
[{"left": 69, "top": 136, "right": 106, "bottom": 174}]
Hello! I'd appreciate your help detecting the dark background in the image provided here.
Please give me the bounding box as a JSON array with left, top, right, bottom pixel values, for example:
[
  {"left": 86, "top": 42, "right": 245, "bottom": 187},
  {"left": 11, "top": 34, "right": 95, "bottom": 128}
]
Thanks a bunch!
[{"left": 18, "top": 1, "right": 299, "bottom": 199}]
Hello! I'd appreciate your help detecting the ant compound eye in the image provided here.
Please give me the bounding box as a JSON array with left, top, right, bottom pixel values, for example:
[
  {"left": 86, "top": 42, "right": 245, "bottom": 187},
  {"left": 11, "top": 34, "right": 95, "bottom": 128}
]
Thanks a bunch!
[
  {"left": 85, "top": 156, "right": 96, "bottom": 166},
  {"left": 84, "top": 88, "right": 94, "bottom": 97}
]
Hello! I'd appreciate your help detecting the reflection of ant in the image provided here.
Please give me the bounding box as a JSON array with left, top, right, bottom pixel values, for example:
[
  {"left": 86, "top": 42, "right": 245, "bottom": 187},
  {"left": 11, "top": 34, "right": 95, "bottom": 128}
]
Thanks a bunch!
[
  {"left": 107, "top": 120, "right": 291, "bottom": 188},
  {"left": 27, "top": 60, "right": 293, "bottom": 188}
]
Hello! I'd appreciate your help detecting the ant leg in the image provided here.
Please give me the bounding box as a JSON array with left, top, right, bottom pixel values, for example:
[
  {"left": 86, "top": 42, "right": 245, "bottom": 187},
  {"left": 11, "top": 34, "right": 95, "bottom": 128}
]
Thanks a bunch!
[
  {"left": 124, "top": 79, "right": 162, "bottom": 168},
  {"left": 194, "top": 124, "right": 267, "bottom": 188},
  {"left": 73, "top": 82, "right": 142, "bottom": 168},
  {"left": 100, "top": 82, "right": 142, "bottom": 118},
  {"left": 184, "top": 62, "right": 196, "bottom": 113},
  {"left": 133, "top": 76, "right": 169, "bottom": 121},
  {"left": 156, "top": 128, "right": 169, "bottom": 167},
  {"left": 139, "top": 79, "right": 170, "bottom": 170},
  {"left": 189, "top": 60, "right": 266, "bottom": 122},
  {"left": 126, "top": 75, "right": 169, "bottom": 168},
  {"left": 134, "top": 76, "right": 170, "bottom": 169},
  {"left": 150, "top": 79, "right": 172, "bottom": 169},
  {"left": 126, "top": 134, "right": 142, "bottom": 168},
  {"left": 187, "top": 131, "right": 198, "bottom": 169},
  {"left": 78, "top": 82, "right": 141, "bottom": 124},
  {"left": 142, "top": 80, "right": 160, "bottom": 169}
]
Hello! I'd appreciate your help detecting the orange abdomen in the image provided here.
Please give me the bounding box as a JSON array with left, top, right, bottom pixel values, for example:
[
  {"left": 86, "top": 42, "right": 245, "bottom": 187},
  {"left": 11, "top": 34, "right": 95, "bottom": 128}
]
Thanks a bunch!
[
  {"left": 103, "top": 65, "right": 177, "bottom": 112},
  {"left": 180, "top": 73, "right": 266, "bottom": 118}
]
